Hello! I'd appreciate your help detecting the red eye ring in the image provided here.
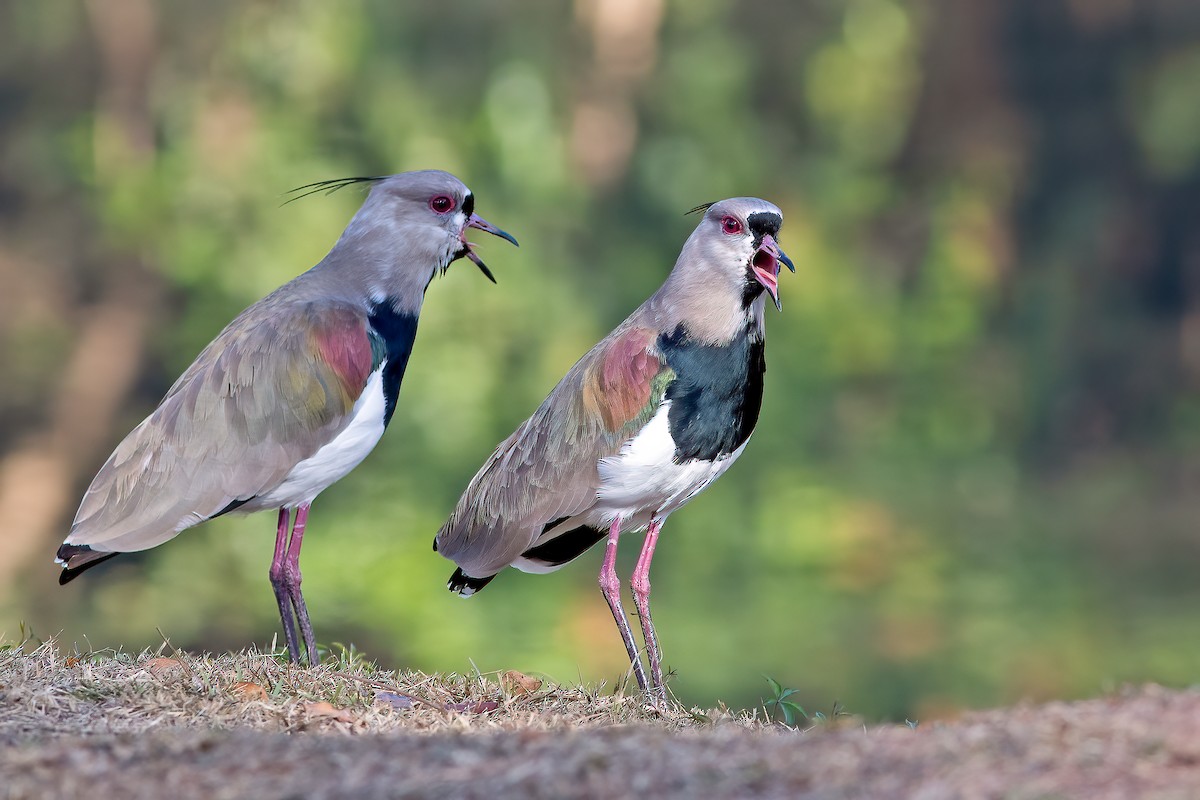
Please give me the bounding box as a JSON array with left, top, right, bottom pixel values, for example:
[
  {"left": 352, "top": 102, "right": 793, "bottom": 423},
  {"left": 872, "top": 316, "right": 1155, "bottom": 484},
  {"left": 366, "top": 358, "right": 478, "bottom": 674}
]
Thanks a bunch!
[
  {"left": 429, "top": 195, "right": 455, "bottom": 214},
  {"left": 721, "top": 215, "right": 743, "bottom": 235}
]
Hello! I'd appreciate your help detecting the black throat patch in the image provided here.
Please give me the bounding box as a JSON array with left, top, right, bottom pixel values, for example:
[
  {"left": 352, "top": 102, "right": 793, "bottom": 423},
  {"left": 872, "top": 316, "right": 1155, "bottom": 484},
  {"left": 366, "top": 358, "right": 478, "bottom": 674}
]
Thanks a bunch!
[
  {"left": 657, "top": 324, "right": 766, "bottom": 462},
  {"left": 367, "top": 300, "right": 420, "bottom": 426}
]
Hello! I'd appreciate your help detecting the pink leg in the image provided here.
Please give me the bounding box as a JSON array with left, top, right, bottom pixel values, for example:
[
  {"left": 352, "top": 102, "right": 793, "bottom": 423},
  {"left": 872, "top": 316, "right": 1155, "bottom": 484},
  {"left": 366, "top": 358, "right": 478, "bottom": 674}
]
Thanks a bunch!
[
  {"left": 268, "top": 508, "right": 302, "bottom": 663},
  {"left": 267, "top": 505, "right": 318, "bottom": 665},
  {"left": 599, "top": 516, "right": 649, "bottom": 694},
  {"left": 631, "top": 516, "right": 666, "bottom": 701},
  {"left": 282, "top": 504, "right": 318, "bottom": 665}
]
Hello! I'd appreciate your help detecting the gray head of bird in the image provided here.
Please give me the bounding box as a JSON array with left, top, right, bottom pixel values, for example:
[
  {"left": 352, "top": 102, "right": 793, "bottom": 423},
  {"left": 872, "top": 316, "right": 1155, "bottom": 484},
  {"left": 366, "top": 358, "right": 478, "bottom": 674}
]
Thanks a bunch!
[
  {"left": 686, "top": 197, "right": 795, "bottom": 311},
  {"left": 297, "top": 170, "right": 518, "bottom": 286}
]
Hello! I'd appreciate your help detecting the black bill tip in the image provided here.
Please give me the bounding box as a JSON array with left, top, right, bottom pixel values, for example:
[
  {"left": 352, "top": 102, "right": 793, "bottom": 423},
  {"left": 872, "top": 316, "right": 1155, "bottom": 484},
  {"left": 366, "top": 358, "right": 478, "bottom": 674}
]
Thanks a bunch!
[
  {"left": 492, "top": 228, "right": 519, "bottom": 248},
  {"left": 467, "top": 214, "right": 519, "bottom": 248},
  {"left": 779, "top": 249, "right": 796, "bottom": 273},
  {"left": 466, "top": 250, "right": 498, "bottom": 283}
]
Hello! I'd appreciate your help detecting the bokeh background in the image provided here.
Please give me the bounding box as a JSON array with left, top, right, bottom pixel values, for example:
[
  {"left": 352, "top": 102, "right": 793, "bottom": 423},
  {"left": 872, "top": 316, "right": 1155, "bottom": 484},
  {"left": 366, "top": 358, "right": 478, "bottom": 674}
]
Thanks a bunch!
[{"left": 3, "top": 0, "right": 1200, "bottom": 722}]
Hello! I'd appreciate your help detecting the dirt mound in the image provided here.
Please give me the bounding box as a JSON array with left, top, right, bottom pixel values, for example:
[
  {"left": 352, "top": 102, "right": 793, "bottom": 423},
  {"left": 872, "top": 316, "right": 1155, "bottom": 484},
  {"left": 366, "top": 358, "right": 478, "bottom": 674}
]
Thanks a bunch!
[{"left": 3, "top": 644, "right": 1198, "bottom": 799}]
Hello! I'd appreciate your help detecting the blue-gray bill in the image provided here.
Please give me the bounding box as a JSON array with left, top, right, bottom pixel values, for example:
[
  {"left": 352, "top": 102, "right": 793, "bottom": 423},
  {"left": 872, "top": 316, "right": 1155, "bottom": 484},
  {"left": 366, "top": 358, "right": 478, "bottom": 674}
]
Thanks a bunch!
[{"left": 462, "top": 213, "right": 519, "bottom": 283}]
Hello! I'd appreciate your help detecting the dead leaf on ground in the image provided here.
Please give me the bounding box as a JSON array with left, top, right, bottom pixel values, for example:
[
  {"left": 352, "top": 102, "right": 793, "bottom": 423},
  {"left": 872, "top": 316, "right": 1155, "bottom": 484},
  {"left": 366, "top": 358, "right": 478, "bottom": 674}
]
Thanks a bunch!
[
  {"left": 502, "top": 670, "right": 543, "bottom": 697},
  {"left": 444, "top": 701, "right": 500, "bottom": 714},
  {"left": 64, "top": 657, "right": 80, "bottom": 668},
  {"left": 374, "top": 691, "right": 416, "bottom": 711},
  {"left": 301, "top": 701, "right": 357, "bottom": 724},
  {"left": 143, "top": 658, "right": 184, "bottom": 677},
  {"left": 230, "top": 681, "right": 269, "bottom": 701}
]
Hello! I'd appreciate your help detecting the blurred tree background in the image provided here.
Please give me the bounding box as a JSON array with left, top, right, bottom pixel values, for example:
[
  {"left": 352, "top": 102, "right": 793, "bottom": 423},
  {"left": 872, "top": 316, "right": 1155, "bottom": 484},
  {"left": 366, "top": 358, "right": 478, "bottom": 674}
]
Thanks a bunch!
[{"left": 2, "top": 0, "right": 1199, "bottom": 722}]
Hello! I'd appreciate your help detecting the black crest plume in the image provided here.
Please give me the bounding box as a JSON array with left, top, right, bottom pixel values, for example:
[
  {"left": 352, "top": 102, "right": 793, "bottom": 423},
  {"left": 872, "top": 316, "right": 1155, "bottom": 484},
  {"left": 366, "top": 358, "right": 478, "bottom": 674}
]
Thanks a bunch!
[
  {"left": 685, "top": 202, "right": 716, "bottom": 216},
  {"left": 282, "top": 176, "right": 386, "bottom": 205}
]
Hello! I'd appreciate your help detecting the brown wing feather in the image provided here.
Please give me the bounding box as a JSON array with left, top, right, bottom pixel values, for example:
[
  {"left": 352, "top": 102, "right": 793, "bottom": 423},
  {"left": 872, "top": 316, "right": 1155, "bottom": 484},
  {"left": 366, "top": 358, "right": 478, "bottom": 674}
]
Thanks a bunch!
[
  {"left": 63, "top": 300, "right": 372, "bottom": 557},
  {"left": 436, "top": 325, "right": 670, "bottom": 576}
]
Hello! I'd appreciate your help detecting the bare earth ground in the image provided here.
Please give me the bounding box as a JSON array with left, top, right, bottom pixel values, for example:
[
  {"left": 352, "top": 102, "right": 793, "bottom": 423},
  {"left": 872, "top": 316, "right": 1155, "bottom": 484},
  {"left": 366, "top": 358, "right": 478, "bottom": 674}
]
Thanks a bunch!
[{"left": 4, "top": 642, "right": 1200, "bottom": 799}]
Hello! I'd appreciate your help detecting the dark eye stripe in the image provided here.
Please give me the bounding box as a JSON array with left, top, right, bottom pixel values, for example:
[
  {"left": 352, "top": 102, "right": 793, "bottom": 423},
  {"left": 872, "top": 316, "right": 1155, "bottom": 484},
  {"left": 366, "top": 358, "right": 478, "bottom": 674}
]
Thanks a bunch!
[{"left": 462, "top": 193, "right": 474, "bottom": 217}]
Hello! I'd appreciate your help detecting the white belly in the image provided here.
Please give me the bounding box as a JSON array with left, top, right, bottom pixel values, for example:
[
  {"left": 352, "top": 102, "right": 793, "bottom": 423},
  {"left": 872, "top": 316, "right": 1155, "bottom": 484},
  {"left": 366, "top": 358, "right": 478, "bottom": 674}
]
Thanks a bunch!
[
  {"left": 256, "top": 368, "right": 388, "bottom": 508},
  {"left": 594, "top": 401, "right": 748, "bottom": 528}
]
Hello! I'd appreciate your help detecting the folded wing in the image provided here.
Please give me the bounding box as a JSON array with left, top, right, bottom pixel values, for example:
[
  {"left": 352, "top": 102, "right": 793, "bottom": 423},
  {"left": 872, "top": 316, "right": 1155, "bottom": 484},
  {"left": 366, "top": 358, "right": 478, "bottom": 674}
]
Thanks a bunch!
[
  {"left": 436, "top": 324, "right": 674, "bottom": 577},
  {"left": 61, "top": 300, "right": 376, "bottom": 563}
]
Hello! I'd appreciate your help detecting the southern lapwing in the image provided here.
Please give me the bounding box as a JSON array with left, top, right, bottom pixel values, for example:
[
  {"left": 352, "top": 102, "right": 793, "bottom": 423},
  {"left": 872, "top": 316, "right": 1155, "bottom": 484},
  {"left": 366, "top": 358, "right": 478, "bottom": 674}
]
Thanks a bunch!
[
  {"left": 435, "top": 198, "right": 792, "bottom": 701},
  {"left": 55, "top": 170, "right": 517, "bottom": 665}
]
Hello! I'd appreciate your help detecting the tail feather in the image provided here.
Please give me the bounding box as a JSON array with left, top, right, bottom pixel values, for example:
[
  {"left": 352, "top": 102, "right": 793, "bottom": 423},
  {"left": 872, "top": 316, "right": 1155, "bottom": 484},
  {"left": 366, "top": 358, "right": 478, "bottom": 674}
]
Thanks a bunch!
[
  {"left": 56, "top": 544, "right": 120, "bottom": 585},
  {"left": 448, "top": 568, "right": 495, "bottom": 597}
]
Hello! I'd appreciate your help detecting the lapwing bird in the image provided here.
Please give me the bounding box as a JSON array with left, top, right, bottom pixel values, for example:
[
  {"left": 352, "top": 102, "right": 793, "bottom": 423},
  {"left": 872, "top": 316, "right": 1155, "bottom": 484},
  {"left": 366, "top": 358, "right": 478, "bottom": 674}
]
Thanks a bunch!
[
  {"left": 435, "top": 198, "right": 792, "bottom": 701},
  {"left": 56, "top": 170, "right": 517, "bottom": 665}
]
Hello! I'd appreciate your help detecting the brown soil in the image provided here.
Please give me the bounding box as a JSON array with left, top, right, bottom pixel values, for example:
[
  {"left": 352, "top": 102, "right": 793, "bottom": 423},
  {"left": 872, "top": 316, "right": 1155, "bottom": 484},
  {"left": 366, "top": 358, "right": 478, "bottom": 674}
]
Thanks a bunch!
[{"left": 3, "top": 643, "right": 1199, "bottom": 799}]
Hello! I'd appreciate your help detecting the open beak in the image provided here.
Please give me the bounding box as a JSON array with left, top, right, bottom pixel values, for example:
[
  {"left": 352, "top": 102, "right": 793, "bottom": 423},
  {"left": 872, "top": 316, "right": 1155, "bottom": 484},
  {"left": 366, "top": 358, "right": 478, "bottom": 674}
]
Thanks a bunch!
[
  {"left": 459, "top": 214, "right": 519, "bottom": 283},
  {"left": 751, "top": 234, "right": 794, "bottom": 311}
]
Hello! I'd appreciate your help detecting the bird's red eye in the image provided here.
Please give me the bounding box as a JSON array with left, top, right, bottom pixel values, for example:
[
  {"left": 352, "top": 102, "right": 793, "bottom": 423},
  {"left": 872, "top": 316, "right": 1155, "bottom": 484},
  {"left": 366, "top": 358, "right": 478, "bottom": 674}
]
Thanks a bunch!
[
  {"left": 430, "top": 195, "right": 455, "bottom": 214},
  {"left": 721, "top": 216, "right": 743, "bottom": 235}
]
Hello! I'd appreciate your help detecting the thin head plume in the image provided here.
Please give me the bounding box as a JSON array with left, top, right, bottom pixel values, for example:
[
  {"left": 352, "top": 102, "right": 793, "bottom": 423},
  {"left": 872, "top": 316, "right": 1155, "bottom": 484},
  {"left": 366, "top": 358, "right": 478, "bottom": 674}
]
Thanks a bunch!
[
  {"left": 685, "top": 201, "right": 716, "bottom": 216},
  {"left": 281, "top": 175, "right": 386, "bottom": 206}
]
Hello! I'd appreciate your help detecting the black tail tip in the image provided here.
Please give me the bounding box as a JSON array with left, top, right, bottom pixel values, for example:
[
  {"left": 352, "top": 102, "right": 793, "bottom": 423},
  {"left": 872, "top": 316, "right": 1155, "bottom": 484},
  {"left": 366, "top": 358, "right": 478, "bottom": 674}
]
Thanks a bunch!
[
  {"left": 448, "top": 568, "right": 495, "bottom": 597},
  {"left": 56, "top": 544, "right": 119, "bottom": 585}
]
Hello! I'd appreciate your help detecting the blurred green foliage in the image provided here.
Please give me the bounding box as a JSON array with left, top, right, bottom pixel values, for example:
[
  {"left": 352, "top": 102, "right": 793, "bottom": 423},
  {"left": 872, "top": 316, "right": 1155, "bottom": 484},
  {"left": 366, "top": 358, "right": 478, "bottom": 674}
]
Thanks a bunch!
[{"left": 2, "top": 0, "right": 1200, "bottom": 721}]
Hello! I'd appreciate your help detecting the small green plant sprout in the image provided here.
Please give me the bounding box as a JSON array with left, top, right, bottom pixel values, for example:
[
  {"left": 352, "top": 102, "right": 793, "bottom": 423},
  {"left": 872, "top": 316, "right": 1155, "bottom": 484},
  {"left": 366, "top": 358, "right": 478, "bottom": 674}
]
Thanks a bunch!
[
  {"left": 324, "top": 642, "right": 372, "bottom": 671},
  {"left": 812, "top": 700, "right": 849, "bottom": 723},
  {"left": 763, "top": 675, "right": 807, "bottom": 727}
]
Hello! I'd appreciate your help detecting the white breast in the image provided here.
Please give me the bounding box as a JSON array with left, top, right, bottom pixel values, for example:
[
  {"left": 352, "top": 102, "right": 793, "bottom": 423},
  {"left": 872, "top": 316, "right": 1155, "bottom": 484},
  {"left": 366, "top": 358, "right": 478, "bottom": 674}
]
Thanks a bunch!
[
  {"left": 594, "top": 401, "right": 748, "bottom": 528},
  {"left": 257, "top": 367, "right": 388, "bottom": 508}
]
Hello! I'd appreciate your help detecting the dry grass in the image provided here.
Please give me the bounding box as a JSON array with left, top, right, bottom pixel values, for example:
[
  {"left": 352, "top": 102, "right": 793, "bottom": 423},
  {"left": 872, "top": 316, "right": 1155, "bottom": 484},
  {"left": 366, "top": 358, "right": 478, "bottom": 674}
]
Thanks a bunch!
[
  {"left": 5, "top": 639, "right": 1200, "bottom": 799},
  {"left": 0, "top": 638, "right": 743, "bottom": 740}
]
